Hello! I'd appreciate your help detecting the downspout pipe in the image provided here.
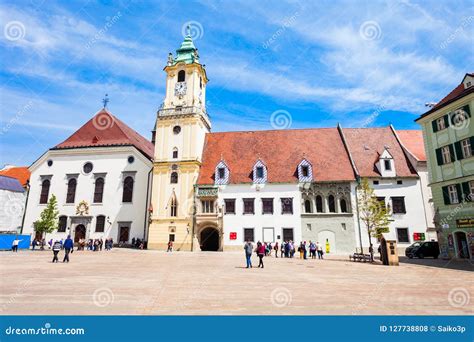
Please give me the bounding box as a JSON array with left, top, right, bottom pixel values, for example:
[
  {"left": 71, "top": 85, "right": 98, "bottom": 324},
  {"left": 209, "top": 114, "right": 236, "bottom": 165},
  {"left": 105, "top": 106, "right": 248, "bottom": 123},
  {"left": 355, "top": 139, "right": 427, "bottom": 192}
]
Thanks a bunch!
[{"left": 143, "top": 167, "right": 153, "bottom": 247}]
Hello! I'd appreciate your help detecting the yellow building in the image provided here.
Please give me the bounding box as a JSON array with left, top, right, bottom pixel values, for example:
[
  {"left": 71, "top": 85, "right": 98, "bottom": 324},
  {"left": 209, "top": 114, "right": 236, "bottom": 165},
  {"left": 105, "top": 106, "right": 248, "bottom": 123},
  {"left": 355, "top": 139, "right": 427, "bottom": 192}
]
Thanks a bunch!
[{"left": 147, "top": 34, "right": 210, "bottom": 250}]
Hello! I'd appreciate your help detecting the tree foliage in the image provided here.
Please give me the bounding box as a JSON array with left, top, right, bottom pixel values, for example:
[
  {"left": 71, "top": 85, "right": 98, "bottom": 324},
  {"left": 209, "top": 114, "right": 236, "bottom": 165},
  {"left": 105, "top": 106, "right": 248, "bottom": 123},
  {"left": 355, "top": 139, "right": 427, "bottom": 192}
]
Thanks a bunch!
[{"left": 34, "top": 194, "right": 59, "bottom": 237}]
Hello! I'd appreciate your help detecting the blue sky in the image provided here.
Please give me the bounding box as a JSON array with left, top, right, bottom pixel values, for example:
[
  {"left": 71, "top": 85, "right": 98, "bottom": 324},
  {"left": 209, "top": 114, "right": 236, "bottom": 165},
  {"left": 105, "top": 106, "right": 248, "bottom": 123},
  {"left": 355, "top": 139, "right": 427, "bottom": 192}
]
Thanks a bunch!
[{"left": 0, "top": 0, "right": 472, "bottom": 166}]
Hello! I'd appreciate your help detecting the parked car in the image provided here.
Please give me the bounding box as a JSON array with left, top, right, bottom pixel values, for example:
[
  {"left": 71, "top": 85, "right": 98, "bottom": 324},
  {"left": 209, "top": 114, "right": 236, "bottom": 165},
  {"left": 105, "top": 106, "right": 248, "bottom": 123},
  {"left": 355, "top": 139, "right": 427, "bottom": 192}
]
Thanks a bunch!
[{"left": 405, "top": 241, "right": 440, "bottom": 259}]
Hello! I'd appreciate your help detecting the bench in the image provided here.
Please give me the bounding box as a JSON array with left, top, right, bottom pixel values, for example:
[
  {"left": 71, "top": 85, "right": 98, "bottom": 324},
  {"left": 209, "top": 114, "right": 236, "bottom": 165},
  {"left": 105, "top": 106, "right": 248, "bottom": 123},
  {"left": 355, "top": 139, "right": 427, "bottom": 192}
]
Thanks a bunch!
[{"left": 349, "top": 253, "right": 372, "bottom": 262}]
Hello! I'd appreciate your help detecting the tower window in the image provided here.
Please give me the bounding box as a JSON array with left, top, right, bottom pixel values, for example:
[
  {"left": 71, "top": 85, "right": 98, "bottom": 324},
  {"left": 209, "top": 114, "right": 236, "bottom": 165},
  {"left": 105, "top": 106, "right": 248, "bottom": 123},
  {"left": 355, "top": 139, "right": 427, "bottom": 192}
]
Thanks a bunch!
[
  {"left": 177, "top": 70, "right": 185, "bottom": 82},
  {"left": 171, "top": 172, "right": 178, "bottom": 184},
  {"left": 172, "top": 148, "right": 178, "bottom": 159},
  {"left": 170, "top": 197, "right": 177, "bottom": 217},
  {"left": 200, "top": 77, "right": 202, "bottom": 89},
  {"left": 173, "top": 126, "right": 181, "bottom": 135}
]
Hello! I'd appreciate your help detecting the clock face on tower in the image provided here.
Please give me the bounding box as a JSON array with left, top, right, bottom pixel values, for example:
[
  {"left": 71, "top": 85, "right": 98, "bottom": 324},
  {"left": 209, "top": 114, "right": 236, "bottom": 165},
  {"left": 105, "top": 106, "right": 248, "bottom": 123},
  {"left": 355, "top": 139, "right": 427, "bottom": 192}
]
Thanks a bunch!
[{"left": 174, "top": 82, "right": 187, "bottom": 97}]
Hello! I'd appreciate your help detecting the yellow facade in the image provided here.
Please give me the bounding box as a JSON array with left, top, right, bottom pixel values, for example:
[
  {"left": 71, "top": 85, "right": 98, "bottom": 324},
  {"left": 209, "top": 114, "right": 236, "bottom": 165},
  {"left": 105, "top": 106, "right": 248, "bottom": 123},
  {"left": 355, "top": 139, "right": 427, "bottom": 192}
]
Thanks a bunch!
[{"left": 147, "top": 39, "right": 210, "bottom": 251}]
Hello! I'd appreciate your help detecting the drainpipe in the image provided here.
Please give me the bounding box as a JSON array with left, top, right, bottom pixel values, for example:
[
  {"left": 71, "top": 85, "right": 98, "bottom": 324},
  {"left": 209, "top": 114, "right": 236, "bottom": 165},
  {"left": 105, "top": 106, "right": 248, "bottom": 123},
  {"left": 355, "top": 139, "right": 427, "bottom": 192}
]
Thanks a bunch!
[
  {"left": 143, "top": 168, "right": 153, "bottom": 246},
  {"left": 20, "top": 180, "right": 30, "bottom": 235},
  {"left": 354, "top": 176, "right": 364, "bottom": 254}
]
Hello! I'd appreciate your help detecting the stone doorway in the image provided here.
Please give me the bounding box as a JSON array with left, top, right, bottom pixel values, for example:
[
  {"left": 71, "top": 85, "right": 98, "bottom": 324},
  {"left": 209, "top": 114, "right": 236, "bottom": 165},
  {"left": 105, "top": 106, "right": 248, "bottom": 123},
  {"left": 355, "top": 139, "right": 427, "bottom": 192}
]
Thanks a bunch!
[{"left": 200, "top": 227, "right": 219, "bottom": 251}]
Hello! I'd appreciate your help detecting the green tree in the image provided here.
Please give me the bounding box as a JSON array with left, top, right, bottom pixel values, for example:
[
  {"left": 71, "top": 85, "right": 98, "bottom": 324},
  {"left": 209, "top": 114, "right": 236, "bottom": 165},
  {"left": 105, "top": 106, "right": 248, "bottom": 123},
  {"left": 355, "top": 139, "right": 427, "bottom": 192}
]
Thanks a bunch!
[
  {"left": 34, "top": 194, "right": 59, "bottom": 238},
  {"left": 357, "top": 178, "right": 390, "bottom": 261}
]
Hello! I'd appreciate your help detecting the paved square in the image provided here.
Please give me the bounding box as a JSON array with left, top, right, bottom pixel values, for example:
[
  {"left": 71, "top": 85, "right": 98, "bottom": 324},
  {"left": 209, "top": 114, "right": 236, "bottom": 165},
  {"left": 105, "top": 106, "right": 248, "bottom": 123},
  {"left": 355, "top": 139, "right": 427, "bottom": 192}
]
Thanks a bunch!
[{"left": 0, "top": 249, "right": 472, "bottom": 315}]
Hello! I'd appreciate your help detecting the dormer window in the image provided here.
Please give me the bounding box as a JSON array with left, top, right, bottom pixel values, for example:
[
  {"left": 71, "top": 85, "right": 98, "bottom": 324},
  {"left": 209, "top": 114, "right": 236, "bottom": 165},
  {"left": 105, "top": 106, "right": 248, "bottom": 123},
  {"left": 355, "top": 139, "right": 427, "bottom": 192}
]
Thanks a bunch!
[
  {"left": 378, "top": 148, "right": 395, "bottom": 177},
  {"left": 297, "top": 159, "right": 313, "bottom": 182},
  {"left": 215, "top": 160, "right": 229, "bottom": 185},
  {"left": 253, "top": 160, "right": 267, "bottom": 184},
  {"left": 384, "top": 159, "right": 392, "bottom": 171}
]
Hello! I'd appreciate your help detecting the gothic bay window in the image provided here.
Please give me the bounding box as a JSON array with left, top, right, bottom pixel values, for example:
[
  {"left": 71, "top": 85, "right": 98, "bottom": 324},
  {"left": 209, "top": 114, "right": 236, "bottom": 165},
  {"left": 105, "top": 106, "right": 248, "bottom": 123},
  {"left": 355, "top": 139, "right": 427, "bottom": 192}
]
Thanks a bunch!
[
  {"left": 340, "top": 198, "right": 348, "bottom": 213},
  {"left": 243, "top": 198, "right": 255, "bottom": 215},
  {"left": 94, "top": 177, "right": 105, "bottom": 203},
  {"left": 66, "top": 178, "right": 77, "bottom": 204},
  {"left": 122, "top": 176, "right": 134, "bottom": 203},
  {"left": 202, "top": 199, "right": 214, "bottom": 213},
  {"left": 170, "top": 197, "right": 178, "bottom": 217},
  {"left": 224, "top": 199, "right": 235, "bottom": 214},
  {"left": 39, "top": 179, "right": 50, "bottom": 204},
  {"left": 95, "top": 215, "right": 105, "bottom": 233},
  {"left": 281, "top": 198, "right": 293, "bottom": 214},
  {"left": 170, "top": 172, "right": 178, "bottom": 184},
  {"left": 391, "top": 197, "right": 406, "bottom": 214},
  {"left": 316, "top": 195, "right": 323, "bottom": 212},
  {"left": 262, "top": 198, "right": 273, "bottom": 214},
  {"left": 328, "top": 195, "right": 336, "bottom": 213},
  {"left": 58, "top": 216, "right": 67, "bottom": 232}
]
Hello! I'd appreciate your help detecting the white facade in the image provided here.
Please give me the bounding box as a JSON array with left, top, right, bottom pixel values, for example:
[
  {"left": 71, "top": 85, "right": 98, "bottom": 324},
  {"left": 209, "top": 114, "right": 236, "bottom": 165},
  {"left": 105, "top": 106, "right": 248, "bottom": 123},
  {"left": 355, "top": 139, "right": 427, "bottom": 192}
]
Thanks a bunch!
[
  {"left": 358, "top": 177, "right": 435, "bottom": 252},
  {"left": 23, "top": 146, "right": 152, "bottom": 244},
  {"left": 216, "top": 183, "right": 301, "bottom": 249}
]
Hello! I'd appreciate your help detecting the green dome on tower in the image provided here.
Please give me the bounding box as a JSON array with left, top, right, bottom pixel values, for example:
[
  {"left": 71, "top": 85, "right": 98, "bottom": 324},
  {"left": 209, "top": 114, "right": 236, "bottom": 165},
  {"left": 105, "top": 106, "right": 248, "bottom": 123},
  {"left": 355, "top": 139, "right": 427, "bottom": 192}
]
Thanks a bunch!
[{"left": 168, "top": 29, "right": 200, "bottom": 66}]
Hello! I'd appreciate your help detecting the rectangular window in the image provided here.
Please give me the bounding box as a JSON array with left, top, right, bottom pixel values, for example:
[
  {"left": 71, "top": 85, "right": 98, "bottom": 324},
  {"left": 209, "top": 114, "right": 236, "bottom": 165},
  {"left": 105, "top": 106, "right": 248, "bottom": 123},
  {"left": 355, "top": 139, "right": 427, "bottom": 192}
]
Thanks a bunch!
[
  {"left": 282, "top": 228, "right": 294, "bottom": 242},
  {"left": 436, "top": 117, "right": 446, "bottom": 131},
  {"left": 218, "top": 167, "right": 226, "bottom": 179},
  {"left": 169, "top": 234, "right": 175, "bottom": 242},
  {"left": 202, "top": 200, "right": 214, "bottom": 213},
  {"left": 448, "top": 185, "right": 459, "bottom": 204},
  {"left": 281, "top": 198, "right": 293, "bottom": 214},
  {"left": 243, "top": 198, "right": 255, "bottom": 214},
  {"left": 441, "top": 146, "right": 452, "bottom": 164},
  {"left": 95, "top": 216, "right": 105, "bottom": 233},
  {"left": 243, "top": 228, "right": 254, "bottom": 242},
  {"left": 461, "top": 139, "right": 472, "bottom": 159},
  {"left": 256, "top": 166, "right": 264, "bottom": 178},
  {"left": 384, "top": 159, "right": 392, "bottom": 171},
  {"left": 302, "top": 166, "right": 309, "bottom": 177},
  {"left": 263, "top": 227, "right": 275, "bottom": 243},
  {"left": 262, "top": 198, "right": 274, "bottom": 214},
  {"left": 396, "top": 228, "right": 410, "bottom": 243},
  {"left": 224, "top": 199, "right": 235, "bottom": 214},
  {"left": 391, "top": 197, "right": 406, "bottom": 214},
  {"left": 397, "top": 180, "right": 403, "bottom": 185},
  {"left": 306, "top": 223, "right": 311, "bottom": 231},
  {"left": 373, "top": 180, "right": 379, "bottom": 185}
]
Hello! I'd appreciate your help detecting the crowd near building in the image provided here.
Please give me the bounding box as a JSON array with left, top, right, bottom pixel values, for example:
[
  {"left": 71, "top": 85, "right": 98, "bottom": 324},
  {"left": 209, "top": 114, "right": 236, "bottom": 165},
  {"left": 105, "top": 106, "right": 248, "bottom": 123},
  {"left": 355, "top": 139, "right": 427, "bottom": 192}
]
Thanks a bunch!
[{"left": 3, "top": 34, "right": 473, "bottom": 259}]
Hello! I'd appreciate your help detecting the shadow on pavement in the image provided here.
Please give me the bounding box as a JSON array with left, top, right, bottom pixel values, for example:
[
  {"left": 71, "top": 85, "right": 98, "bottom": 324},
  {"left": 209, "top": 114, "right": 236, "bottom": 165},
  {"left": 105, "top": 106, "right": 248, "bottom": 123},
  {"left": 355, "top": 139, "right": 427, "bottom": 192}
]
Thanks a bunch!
[{"left": 399, "top": 256, "right": 473, "bottom": 272}]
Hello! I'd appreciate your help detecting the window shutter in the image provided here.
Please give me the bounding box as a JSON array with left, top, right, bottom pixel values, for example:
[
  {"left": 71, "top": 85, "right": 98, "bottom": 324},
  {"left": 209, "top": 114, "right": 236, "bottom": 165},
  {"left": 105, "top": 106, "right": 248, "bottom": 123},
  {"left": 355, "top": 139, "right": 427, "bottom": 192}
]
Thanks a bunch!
[
  {"left": 462, "top": 182, "right": 472, "bottom": 202},
  {"left": 432, "top": 120, "right": 438, "bottom": 133},
  {"left": 443, "top": 114, "right": 450, "bottom": 128},
  {"left": 454, "top": 141, "right": 464, "bottom": 160},
  {"left": 448, "top": 144, "right": 456, "bottom": 162},
  {"left": 442, "top": 186, "right": 450, "bottom": 205},
  {"left": 435, "top": 148, "right": 443, "bottom": 165},
  {"left": 455, "top": 184, "right": 462, "bottom": 203}
]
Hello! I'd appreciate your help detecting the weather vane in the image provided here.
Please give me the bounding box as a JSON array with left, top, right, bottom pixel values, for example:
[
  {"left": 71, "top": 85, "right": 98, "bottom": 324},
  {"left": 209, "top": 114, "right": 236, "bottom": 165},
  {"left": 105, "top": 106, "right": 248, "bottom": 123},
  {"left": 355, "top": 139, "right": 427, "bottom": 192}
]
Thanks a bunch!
[
  {"left": 102, "top": 94, "right": 109, "bottom": 108},
  {"left": 186, "top": 25, "right": 191, "bottom": 36}
]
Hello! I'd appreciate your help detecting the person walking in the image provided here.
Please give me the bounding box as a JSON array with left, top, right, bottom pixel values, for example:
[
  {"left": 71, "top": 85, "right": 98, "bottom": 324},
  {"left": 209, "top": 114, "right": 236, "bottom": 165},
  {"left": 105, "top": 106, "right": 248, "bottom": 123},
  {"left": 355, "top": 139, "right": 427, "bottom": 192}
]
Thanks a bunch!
[
  {"left": 167, "top": 240, "right": 173, "bottom": 252},
  {"left": 256, "top": 241, "right": 265, "bottom": 268},
  {"left": 317, "top": 242, "right": 324, "bottom": 259},
  {"left": 11, "top": 237, "right": 21, "bottom": 252},
  {"left": 63, "top": 235, "right": 74, "bottom": 263},
  {"left": 309, "top": 241, "right": 316, "bottom": 259},
  {"left": 52, "top": 240, "right": 61, "bottom": 263},
  {"left": 274, "top": 242, "right": 279, "bottom": 258},
  {"left": 244, "top": 240, "right": 253, "bottom": 268}
]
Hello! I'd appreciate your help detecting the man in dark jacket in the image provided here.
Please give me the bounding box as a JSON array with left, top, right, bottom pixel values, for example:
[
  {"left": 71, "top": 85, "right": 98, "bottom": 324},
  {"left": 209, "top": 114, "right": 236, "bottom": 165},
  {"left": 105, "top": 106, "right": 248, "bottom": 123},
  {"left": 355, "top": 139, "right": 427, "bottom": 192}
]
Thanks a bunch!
[{"left": 63, "top": 235, "right": 74, "bottom": 263}]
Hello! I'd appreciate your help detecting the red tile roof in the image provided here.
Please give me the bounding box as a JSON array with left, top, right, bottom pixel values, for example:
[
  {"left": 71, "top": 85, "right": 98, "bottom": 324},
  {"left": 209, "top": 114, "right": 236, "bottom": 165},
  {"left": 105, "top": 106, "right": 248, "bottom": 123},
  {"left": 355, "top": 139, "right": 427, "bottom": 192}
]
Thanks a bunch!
[
  {"left": 53, "top": 109, "right": 154, "bottom": 159},
  {"left": 197, "top": 128, "right": 356, "bottom": 185},
  {"left": 0, "top": 166, "right": 30, "bottom": 187},
  {"left": 342, "top": 127, "right": 417, "bottom": 178},
  {"left": 395, "top": 130, "right": 426, "bottom": 162},
  {"left": 417, "top": 73, "right": 474, "bottom": 120}
]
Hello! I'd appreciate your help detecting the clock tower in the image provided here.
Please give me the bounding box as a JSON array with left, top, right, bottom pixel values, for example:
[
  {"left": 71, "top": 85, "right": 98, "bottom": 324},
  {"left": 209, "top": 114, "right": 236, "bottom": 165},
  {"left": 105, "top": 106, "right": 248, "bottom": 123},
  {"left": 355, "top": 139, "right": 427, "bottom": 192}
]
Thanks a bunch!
[{"left": 147, "top": 33, "right": 211, "bottom": 251}]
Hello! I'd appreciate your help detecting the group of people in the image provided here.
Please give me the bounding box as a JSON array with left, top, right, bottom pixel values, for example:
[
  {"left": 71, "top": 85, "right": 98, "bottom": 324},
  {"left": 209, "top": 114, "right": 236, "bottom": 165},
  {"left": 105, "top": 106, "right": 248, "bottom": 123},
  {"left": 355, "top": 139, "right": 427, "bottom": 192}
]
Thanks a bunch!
[
  {"left": 244, "top": 240, "right": 325, "bottom": 268},
  {"left": 51, "top": 235, "right": 74, "bottom": 263},
  {"left": 131, "top": 237, "right": 145, "bottom": 249}
]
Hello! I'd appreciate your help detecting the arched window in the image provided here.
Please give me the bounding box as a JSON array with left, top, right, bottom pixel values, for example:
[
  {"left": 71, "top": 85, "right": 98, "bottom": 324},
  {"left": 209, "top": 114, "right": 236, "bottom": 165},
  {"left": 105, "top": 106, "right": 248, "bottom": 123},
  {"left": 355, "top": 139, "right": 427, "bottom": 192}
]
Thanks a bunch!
[
  {"left": 58, "top": 216, "right": 67, "bottom": 232},
  {"left": 328, "top": 195, "right": 336, "bottom": 213},
  {"left": 94, "top": 177, "right": 104, "bottom": 203},
  {"left": 340, "top": 198, "right": 348, "bottom": 213},
  {"left": 122, "top": 176, "right": 134, "bottom": 203},
  {"left": 172, "top": 148, "right": 178, "bottom": 159},
  {"left": 95, "top": 215, "right": 105, "bottom": 232},
  {"left": 170, "top": 172, "right": 178, "bottom": 184},
  {"left": 40, "top": 179, "right": 50, "bottom": 204},
  {"left": 66, "top": 178, "right": 77, "bottom": 204},
  {"left": 316, "top": 195, "right": 323, "bottom": 212},
  {"left": 304, "top": 199, "right": 312, "bottom": 213},
  {"left": 170, "top": 197, "right": 177, "bottom": 217},
  {"left": 178, "top": 70, "right": 185, "bottom": 82}
]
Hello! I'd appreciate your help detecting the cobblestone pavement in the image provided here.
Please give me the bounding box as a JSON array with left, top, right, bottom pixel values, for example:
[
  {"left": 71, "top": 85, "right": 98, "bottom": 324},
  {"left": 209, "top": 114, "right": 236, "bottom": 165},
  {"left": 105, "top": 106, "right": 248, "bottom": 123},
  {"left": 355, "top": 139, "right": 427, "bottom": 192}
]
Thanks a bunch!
[{"left": 0, "top": 249, "right": 472, "bottom": 315}]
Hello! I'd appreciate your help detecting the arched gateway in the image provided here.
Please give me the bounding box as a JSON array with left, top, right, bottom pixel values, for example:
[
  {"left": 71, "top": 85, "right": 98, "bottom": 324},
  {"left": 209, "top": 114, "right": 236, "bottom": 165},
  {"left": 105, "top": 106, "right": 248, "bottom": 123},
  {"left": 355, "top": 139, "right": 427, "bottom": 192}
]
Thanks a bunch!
[{"left": 200, "top": 227, "right": 219, "bottom": 251}]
